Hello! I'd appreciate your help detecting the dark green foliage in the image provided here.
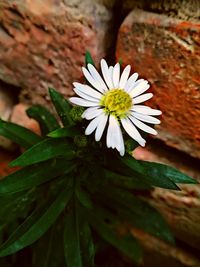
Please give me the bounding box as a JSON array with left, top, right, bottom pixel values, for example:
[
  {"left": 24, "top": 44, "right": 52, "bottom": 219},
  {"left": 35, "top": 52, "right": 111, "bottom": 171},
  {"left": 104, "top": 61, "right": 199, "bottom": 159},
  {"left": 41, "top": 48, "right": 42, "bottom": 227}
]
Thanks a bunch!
[
  {"left": 0, "top": 159, "right": 75, "bottom": 195},
  {"left": 26, "top": 105, "right": 60, "bottom": 135},
  {"left": 0, "top": 186, "right": 73, "bottom": 257},
  {"left": 9, "top": 138, "right": 75, "bottom": 167},
  {"left": 88, "top": 207, "right": 142, "bottom": 263},
  {"left": 140, "top": 161, "right": 198, "bottom": 185},
  {"left": 0, "top": 52, "right": 197, "bottom": 266},
  {"left": 48, "top": 126, "right": 80, "bottom": 138},
  {"left": 49, "top": 87, "right": 73, "bottom": 126},
  {"left": 0, "top": 119, "right": 42, "bottom": 148}
]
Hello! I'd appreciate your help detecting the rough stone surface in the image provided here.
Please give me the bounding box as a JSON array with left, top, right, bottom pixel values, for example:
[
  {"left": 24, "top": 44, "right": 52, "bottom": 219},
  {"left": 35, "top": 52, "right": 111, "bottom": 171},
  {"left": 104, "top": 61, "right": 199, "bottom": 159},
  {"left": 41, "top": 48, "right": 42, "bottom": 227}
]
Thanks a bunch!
[
  {"left": 116, "top": 10, "right": 200, "bottom": 158},
  {"left": 122, "top": 0, "right": 200, "bottom": 20},
  {"left": 130, "top": 228, "right": 200, "bottom": 267},
  {"left": 0, "top": 81, "right": 17, "bottom": 150},
  {"left": 0, "top": 0, "right": 114, "bottom": 106}
]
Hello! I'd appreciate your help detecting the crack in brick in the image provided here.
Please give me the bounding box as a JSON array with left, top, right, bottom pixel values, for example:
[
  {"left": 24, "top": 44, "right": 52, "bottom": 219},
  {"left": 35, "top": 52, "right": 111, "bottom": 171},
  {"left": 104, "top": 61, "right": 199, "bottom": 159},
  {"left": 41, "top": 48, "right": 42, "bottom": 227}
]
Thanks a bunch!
[{"left": 164, "top": 30, "right": 195, "bottom": 52}]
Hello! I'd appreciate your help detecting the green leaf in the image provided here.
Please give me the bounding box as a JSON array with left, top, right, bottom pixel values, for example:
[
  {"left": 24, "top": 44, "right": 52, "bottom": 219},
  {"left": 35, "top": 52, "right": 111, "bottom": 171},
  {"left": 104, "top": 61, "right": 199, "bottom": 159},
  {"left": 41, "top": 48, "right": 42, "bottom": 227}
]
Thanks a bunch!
[
  {"left": 85, "top": 51, "right": 95, "bottom": 67},
  {"left": 64, "top": 199, "right": 82, "bottom": 267},
  {"left": 0, "top": 159, "right": 75, "bottom": 195},
  {"left": 96, "top": 185, "right": 174, "bottom": 244},
  {"left": 120, "top": 154, "right": 148, "bottom": 175},
  {"left": 89, "top": 209, "right": 142, "bottom": 263},
  {"left": 79, "top": 220, "right": 95, "bottom": 267},
  {"left": 0, "top": 190, "right": 36, "bottom": 223},
  {"left": 10, "top": 138, "right": 76, "bottom": 167},
  {"left": 0, "top": 119, "right": 42, "bottom": 148},
  {"left": 103, "top": 168, "right": 152, "bottom": 190},
  {"left": 120, "top": 154, "right": 180, "bottom": 190},
  {"left": 26, "top": 105, "right": 60, "bottom": 136},
  {"left": 49, "top": 88, "right": 73, "bottom": 126},
  {"left": 140, "top": 161, "right": 198, "bottom": 185},
  {"left": 0, "top": 186, "right": 73, "bottom": 257},
  {"left": 48, "top": 126, "right": 79, "bottom": 138},
  {"left": 32, "top": 220, "right": 65, "bottom": 267},
  {"left": 75, "top": 188, "right": 93, "bottom": 209},
  {"left": 118, "top": 58, "right": 123, "bottom": 66}
]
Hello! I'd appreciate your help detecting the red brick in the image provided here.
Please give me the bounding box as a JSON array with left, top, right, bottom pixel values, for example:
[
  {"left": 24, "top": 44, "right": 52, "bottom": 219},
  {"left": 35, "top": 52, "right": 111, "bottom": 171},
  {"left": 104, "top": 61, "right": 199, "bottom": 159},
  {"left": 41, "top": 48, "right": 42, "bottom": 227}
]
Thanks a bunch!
[
  {"left": 116, "top": 10, "right": 200, "bottom": 158},
  {"left": 0, "top": 0, "right": 113, "bottom": 106}
]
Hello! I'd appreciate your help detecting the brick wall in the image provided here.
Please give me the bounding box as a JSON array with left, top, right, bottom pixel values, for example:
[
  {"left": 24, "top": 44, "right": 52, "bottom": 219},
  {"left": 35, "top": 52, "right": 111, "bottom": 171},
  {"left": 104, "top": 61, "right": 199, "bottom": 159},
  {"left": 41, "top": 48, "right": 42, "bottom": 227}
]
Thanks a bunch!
[{"left": 0, "top": 1, "right": 200, "bottom": 266}]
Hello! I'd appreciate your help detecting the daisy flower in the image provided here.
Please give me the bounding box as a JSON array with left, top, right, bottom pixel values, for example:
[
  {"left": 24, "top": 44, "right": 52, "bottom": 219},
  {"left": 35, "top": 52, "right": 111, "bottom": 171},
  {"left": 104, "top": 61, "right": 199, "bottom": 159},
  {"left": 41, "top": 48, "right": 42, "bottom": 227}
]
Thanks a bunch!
[{"left": 69, "top": 59, "right": 162, "bottom": 156}]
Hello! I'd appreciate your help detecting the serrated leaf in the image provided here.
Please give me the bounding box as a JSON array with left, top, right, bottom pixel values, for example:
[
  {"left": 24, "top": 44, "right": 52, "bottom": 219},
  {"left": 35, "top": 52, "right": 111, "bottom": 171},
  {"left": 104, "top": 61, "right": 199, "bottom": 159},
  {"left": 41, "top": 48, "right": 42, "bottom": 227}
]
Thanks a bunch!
[
  {"left": 85, "top": 51, "right": 95, "bottom": 67},
  {"left": 49, "top": 88, "right": 73, "bottom": 126},
  {"left": 0, "top": 119, "right": 42, "bottom": 148},
  {"left": 0, "top": 186, "right": 73, "bottom": 257},
  {"left": 64, "top": 200, "right": 82, "bottom": 267},
  {"left": 26, "top": 105, "right": 60, "bottom": 136},
  {"left": 0, "top": 159, "right": 75, "bottom": 195},
  {"left": 48, "top": 126, "right": 79, "bottom": 138},
  {"left": 10, "top": 138, "right": 76, "bottom": 167},
  {"left": 96, "top": 185, "right": 174, "bottom": 244},
  {"left": 89, "top": 208, "right": 142, "bottom": 263},
  {"left": 140, "top": 161, "right": 198, "bottom": 185},
  {"left": 120, "top": 154, "right": 180, "bottom": 190}
]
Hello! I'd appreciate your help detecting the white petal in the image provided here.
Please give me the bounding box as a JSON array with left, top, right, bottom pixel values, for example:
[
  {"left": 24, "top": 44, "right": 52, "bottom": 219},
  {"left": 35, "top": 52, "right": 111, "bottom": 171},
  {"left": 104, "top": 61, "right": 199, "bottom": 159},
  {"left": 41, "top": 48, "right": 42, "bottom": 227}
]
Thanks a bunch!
[
  {"left": 73, "top": 82, "right": 102, "bottom": 99},
  {"left": 129, "top": 115, "right": 157, "bottom": 135},
  {"left": 87, "top": 64, "right": 108, "bottom": 91},
  {"left": 126, "top": 79, "right": 144, "bottom": 94},
  {"left": 132, "top": 112, "right": 160, "bottom": 124},
  {"left": 84, "top": 108, "right": 103, "bottom": 120},
  {"left": 111, "top": 116, "right": 119, "bottom": 149},
  {"left": 115, "top": 121, "right": 125, "bottom": 155},
  {"left": 82, "top": 107, "right": 100, "bottom": 118},
  {"left": 100, "top": 59, "right": 113, "bottom": 89},
  {"left": 133, "top": 93, "right": 153, "bottom": 104},
  {"left": 95, "top": 113, "right": 108, "bottom": 141},
  {"left": 85, "top": 115, "right": 102, "bottom": 135},
  {"left": 69, "top": 97, "right": 99, "bottom": 107},
  {"left": 113, "top": 63, "right": 120, "bottom": 88},
  {"left": 130, "top": 81, "right": 150, "bottom": 98},
  {"left": 124, "top": 73, "right": 139, "bottom": 91},
  {"left": 118, "top": 128, "right": 125, "bottom": 156},
  {"left": 121, "top": 117, "right": 146, "bottom": 147},
  {"left": 119, "top": 65, "right": 131, "bottom": 89},
  {"left": 132, "top": 105, "right": 162, "bottom": 116},
  {"left": 82, "top": 67, "right": 104, "bottom": 93},
  {"left": 107, "top": 115, "right": 122, "bottom": 151},
  {"left": 109, "top": 66, "right": 114, "bottom": 88},
  {"left": 74, "top": 88, "right": 100, "bottom": 102},
  {"left": 106, "top": 116, "right": 112, "bottom": 148}
]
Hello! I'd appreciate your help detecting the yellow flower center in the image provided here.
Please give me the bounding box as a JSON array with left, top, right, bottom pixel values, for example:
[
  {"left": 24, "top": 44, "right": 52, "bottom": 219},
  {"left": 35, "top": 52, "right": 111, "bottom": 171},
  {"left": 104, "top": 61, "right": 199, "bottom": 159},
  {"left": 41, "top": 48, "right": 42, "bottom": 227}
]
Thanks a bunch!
[{"left": 100, "top": 89, "right": 132, "bottom": 117}]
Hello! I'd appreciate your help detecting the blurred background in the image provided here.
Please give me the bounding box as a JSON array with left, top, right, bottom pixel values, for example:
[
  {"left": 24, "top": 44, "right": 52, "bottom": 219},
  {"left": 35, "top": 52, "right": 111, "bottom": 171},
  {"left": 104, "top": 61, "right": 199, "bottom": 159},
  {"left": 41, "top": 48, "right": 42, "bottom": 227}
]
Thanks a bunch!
[{"left": 0, "top": 0, "right": 200, "bottom": 266}]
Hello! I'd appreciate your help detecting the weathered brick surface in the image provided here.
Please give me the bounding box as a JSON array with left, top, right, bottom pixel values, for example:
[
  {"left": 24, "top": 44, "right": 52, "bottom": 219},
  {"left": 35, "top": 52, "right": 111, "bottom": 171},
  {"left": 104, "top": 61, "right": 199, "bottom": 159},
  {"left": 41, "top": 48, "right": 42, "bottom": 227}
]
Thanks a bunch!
[
  {"left": 116, "top": 10, "right": 200, "bottom": 158},
  {"left": 0, "top": 0, "right": 114, "bottom": 106}
]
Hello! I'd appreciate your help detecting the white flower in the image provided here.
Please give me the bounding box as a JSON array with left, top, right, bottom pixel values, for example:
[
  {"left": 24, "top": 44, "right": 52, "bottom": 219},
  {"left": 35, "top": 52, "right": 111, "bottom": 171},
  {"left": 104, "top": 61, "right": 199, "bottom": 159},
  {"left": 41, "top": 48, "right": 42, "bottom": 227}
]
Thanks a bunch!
[{"left": 69, "top": 59, "right": 162, "bottom": 156}]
